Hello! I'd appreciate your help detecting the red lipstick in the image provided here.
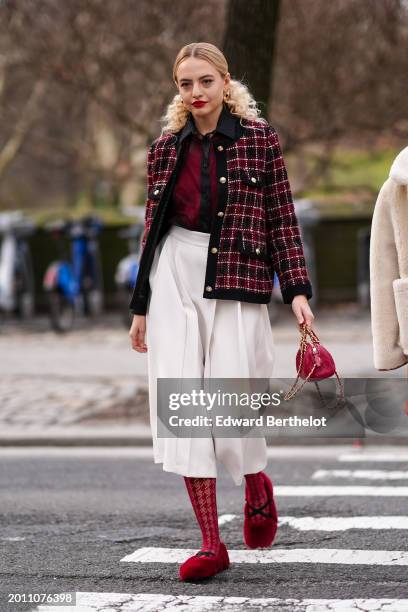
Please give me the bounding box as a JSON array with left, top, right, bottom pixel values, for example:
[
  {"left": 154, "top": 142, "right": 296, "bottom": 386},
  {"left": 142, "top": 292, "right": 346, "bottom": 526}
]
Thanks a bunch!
[{"left": 192, "top": 101, "right": 207, "bottom": 108}]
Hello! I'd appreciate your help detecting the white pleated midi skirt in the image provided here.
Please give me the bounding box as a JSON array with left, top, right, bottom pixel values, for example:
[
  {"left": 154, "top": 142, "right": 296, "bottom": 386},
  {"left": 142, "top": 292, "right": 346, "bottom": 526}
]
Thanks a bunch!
[{"left": 145, "top": 224, "right": 276, "bottom": 486}]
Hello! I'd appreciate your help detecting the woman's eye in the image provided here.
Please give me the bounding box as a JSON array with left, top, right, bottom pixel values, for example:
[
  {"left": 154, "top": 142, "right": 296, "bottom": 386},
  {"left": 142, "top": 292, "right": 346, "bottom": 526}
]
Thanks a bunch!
[{"left": 180, "top": 80, "right": 212, "bottom": 88}]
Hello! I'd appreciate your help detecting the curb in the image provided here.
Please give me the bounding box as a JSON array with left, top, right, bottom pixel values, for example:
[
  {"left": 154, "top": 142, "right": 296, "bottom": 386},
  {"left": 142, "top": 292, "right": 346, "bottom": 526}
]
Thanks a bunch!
[
  {"left": 0, "top": 425, "right": 153, "bottom": 447},
  {"left": 0, "top": 427, "right": 407, "bottom": 447}
]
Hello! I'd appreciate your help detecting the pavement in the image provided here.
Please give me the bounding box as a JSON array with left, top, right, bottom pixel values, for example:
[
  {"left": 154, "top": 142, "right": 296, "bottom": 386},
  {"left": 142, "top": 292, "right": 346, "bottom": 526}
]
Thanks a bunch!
[{"left": 0, "top": 303, "right": 407, "bottom": 446}]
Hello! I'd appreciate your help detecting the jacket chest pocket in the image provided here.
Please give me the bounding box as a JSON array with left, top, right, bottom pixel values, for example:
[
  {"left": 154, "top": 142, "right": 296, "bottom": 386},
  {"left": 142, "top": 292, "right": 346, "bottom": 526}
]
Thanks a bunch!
[
  {"left": 239, "top": 168, "right": 265, "bottom": 192},
  {"left": 235, "top": 169, "right": 265, "bottom": 208},
  {"left": 236, "top": 230, "right": 271, "bottom": 263}
]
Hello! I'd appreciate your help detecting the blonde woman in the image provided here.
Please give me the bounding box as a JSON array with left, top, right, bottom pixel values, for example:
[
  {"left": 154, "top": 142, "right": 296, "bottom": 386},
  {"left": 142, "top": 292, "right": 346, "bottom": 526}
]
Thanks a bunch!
[{"left": 129, "top": 42, "right": 314, "bottom": 581}]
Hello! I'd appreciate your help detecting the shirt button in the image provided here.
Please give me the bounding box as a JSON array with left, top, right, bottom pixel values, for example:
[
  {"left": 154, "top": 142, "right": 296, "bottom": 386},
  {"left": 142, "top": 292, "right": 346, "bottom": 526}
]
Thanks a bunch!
[
  {"left": 211, "top": 247, "right": 218, "bottom": 254},
  {"left": 154, "top": 189, "right": 160, "bottom": 194},
  {"left": 217, "top": 211, "right": 224, "bottom": 217},
  {"left": 255, "top": 247, "right": 261, "bottom": 255},
  {"left": 205, "top": 285, "right": 213, "bottom": 292},
  {"left": 217, "top": 145, "right": 224, "bottom": 151},
  {"left": 251, "top": 177, "right": 257, "bottom": 184},
  {"left": 219, "top": 176, "right": 227, "bottom": 184}
]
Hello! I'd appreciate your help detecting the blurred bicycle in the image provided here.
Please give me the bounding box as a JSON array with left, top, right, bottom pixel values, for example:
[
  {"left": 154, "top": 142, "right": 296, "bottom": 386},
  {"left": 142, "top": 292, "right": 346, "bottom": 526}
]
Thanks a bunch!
[
  {"left": 43, "top": 215, "right": 104, "bottom": 332},
  {"left": 0, "top": 211, "right": 36, "bottom": 319},
  {"left": 115, "top": 223, "right": 143, "bottom": 328}
]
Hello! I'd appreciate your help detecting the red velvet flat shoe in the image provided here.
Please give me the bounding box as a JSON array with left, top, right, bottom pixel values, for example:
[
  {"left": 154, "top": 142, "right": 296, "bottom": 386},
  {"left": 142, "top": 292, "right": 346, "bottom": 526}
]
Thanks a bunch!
[
  {"left": 243, "top": 471, "right": 278, "bottom": 548},
  {"left": 179, "top": 542, "right": 230, "bottom": 581}
]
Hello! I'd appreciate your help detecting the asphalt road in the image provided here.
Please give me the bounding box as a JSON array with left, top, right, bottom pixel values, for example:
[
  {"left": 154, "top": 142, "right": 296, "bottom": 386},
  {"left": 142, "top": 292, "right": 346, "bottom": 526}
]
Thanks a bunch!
[{"left": 1, "top": 446, "right": 408, "bottom": 612}]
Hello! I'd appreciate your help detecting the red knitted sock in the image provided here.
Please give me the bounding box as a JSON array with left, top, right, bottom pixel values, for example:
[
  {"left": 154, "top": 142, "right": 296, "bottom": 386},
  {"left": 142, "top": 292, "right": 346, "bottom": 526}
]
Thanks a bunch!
[
  {"left": 183, "top": 476, "right": 221, "bottom": 556},
  {"left": 245, "top": 471, "right": 269, "bottom": 524}
]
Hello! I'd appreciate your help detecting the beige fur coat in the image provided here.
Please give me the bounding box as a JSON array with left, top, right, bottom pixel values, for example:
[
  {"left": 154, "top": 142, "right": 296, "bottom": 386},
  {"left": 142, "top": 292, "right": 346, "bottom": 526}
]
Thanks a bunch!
[{"left": 370, "top": 145, "right": 408, "bottom": 370}]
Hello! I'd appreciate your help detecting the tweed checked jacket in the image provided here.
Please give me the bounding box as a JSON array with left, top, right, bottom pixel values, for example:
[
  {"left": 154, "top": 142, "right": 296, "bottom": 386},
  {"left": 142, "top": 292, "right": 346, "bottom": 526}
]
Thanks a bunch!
[{"left": 129, "top": 105, "right": 312, "bottom": 315}]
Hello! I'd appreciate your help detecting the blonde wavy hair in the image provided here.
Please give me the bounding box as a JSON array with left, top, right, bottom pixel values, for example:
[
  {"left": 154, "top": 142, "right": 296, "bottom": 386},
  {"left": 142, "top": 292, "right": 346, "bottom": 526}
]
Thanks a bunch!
[{"left": 159, "top": 42, "right": 268, "bottom": 135}]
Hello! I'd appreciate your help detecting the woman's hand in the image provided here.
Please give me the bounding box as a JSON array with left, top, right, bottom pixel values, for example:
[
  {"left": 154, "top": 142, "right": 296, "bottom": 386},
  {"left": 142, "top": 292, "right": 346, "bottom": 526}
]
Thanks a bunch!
[
  {"left": 129, "top": 314, "right": 147, "bottom": 352},
  {"left": 291, "top": 295, "right": 315, "bottom": 327}
]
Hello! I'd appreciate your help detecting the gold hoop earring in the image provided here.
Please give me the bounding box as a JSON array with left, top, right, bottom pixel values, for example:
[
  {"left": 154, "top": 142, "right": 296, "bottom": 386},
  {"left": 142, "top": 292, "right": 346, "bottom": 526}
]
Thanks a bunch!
[{"left": 223, "top": 90, "right": 231, "bottom": 100}]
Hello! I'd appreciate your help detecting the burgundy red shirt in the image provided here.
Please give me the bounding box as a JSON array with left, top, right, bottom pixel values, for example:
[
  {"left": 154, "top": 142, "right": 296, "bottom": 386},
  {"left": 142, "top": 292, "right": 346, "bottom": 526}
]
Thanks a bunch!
[{"left": 168, "top": 107, "right": 235, "bottom": 233}]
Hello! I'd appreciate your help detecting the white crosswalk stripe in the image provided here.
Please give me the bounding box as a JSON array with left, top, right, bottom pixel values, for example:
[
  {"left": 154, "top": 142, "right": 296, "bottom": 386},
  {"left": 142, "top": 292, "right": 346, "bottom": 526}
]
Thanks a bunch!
[
  {"left": 339, "top": 452, "right": 408, "bottom": 462},
  {"left": 279, "top": 515, "right": 408, "bottom": 530},
  {"left": 222, "top": 514, "right": 408, "bottom": 530},
  {"left": 34, "top": 593, "right": 408, "bottom": 612},
  {"left": 121, "top": 546, "right": 408, "bottom": 565},
  {"left": 218, "top": 513, "right": 237, "bottom": 525},
  {"left": 275, "top": 485, "right": 408, "bottom": 495},
  {"left": 313, "top": 469, "right": 408, "bottom": 480}
]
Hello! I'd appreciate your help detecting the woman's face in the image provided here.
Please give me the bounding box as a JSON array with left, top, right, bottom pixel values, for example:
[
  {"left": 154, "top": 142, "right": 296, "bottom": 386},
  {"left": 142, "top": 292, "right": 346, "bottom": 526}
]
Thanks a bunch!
[{"left": 176, "top": 57, "right": 230, "bottom": 118}]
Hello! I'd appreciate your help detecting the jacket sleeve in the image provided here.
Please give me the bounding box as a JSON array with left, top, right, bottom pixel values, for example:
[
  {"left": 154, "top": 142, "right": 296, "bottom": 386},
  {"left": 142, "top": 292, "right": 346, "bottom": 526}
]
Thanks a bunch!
[
  {"left": 264, "top": 126, "right": 313, "bottom": 304},
  {"left": 139, "top": 141, "right": 157, "bottom": 255},
  {"left": 129, "top": 142, "right": 156, "bottom": 316},
  {"left": 369, "top": 179, "right": 408, "bottom": 370}
]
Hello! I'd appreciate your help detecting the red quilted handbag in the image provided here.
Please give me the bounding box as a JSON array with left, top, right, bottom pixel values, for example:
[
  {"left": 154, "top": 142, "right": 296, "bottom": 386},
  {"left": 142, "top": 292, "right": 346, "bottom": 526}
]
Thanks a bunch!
[{"left": 284, "top": 324, "right": 344, "bottom": 406}]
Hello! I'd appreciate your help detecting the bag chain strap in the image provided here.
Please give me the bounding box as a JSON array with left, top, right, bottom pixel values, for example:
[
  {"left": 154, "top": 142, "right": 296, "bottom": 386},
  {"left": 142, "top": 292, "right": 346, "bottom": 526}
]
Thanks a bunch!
[
  {"left": 283, "top": 324, "right": 345, "bottom": 409},
  {"left": 283, "top": 325, "right": 317, "bottom": 401}
]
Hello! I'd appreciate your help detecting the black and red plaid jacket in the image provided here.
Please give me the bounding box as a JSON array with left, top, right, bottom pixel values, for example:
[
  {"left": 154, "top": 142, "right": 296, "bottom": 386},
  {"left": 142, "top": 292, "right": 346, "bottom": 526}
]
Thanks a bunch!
[{"left": 129, "top": 104, "right": 312, "bottom": 315}]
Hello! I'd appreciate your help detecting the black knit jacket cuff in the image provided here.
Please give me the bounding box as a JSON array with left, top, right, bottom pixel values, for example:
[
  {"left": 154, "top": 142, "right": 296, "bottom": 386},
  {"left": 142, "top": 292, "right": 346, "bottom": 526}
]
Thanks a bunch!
[
  {"left": 281, "top": 282, "right": 313, "bottom": 304},
  {"left": 129, "top": 300, "right": 148, "bottom": 316}
]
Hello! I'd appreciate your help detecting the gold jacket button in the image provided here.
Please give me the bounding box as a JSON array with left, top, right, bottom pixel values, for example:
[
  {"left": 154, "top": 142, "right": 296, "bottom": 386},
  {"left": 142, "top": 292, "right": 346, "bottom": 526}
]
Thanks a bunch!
[
  {"left": 217, "top": 145, "right": 224, "bottom": 151},
  {"left": 219, "top": 176, "right": 226, "bottom": 184},
  {"left": 217, "top": 211, "right": 224, "bottom": 217},
  {"left": 255, "top": 247, "right": 261, "bottom": 255},
  {"left": 251, "top": 177, "right": 257, "bottom": 184},
  {"left": 211, "top": 247, "right": 218, "bottom": 254},
  {"left": 205, "top": 285, "right": 213, "bottom": 292}
]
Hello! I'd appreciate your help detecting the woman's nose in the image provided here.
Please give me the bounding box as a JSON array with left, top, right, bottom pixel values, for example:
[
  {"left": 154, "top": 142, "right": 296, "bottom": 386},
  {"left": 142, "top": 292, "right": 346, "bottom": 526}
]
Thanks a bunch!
[{"left": 192, "top": 83, "right": 203, "bottom": 98}]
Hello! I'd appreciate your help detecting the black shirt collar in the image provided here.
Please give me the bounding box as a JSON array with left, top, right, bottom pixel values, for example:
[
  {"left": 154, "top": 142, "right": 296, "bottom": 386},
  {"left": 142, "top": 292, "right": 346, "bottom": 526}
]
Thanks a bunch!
[{"left": 178, "top": 103, "right": 237, "bottom": 144}]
